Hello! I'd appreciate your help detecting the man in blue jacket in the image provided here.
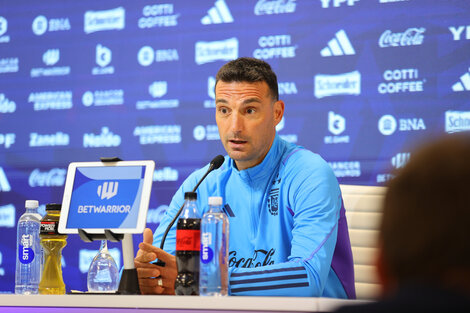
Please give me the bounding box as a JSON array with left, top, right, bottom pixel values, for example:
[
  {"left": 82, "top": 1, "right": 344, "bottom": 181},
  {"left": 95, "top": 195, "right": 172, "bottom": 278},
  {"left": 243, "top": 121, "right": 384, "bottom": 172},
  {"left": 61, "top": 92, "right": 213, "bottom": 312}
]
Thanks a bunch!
[{"left": 135, "top": 57, "right": 355, "bottom": 298}]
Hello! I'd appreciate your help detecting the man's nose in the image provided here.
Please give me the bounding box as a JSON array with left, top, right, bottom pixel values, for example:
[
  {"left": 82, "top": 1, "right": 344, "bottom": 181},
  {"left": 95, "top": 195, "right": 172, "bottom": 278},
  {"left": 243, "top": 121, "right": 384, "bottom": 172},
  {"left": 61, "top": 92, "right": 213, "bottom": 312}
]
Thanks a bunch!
[{"left": 230, "top": 112, "right": 244, "bottom": 133}]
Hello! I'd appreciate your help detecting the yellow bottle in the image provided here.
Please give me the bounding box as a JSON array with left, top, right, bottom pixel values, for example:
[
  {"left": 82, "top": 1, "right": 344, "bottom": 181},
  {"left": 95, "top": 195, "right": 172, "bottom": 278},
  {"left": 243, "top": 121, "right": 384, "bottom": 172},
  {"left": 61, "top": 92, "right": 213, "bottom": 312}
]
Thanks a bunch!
[{"left": 39, "top": 204, "right": 67, "bottom": 295}]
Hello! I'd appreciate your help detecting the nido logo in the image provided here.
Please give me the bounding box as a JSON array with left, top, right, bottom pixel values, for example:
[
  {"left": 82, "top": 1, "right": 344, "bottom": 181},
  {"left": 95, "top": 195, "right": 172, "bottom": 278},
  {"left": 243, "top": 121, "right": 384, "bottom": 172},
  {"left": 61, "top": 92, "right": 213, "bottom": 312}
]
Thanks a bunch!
[
  {"left": 314, "top": 70, "right": 361, "bottom": 99},
  {"left": 325, "top": 111, "right": 349, "bottom": 144},
  {"left": 452, "top": 68, "right": 470, "bottom": 92},
  {"left": 379, "top": 27, "right": 425, "bottom": 48},
  {"left": 32, "top": 15, "right": 70, "bottom": 36},
  {"left": 97, "top": 181, "right": 118, "bottom": 200},
  {"left": 83, "top": 127, "right": 121, "bottom": 148},
  {"left": 31, "top": 49, "right": 70, "bottom": 78},
  {"left": 445, "top": 111, "right": 470, "bottom": 133},
  {"left": 0, "top": 204, "right": 15, "bottom": 227},
  {"left": 134, "top": 125, "right": 181, "bottom": 144},
  {"left": 139, "top": 3, "right": 179, "bottom": 29},
  {"left": 201, "top": 0, "right": 234, "bottom": 25},
  {"left": 149, "top": 81, "right": 167, "bottom": 98},
  {"left": 391, "top": 153, "right": 410, "bottom": 169},
  {"left": 378, "top": 114, "right": 426, "bottom": 135},
  {"left": 93, "top": 44, "right": 114, "bottom": 75},
  {"left": 0, "top": 133, "right": 15, "bottom": 148},
  {"left": 328, "top": 161, "right": 361, "bottom": 178},
  {"left": 84, "top": 7, "right": 125, "bottom": 34},
  {"left": 193, "top": 125, "right": 220, "bottom": 141},
  {"left": 29, "top": 168, "right": 66, "bottom": 187},
  {"left": 137, "top": 46, "right": 179, "bottom": 66},
  {"left": 0, "top": 16, "right": 10, "bottom": 43},
  {"left": 0, "top": 57, "right": 19, "bottom": 74},
  {"left": 43, "top": 49, "right": 59, "bottom": 66},
  {"left": 0, "top": 93, "right": 16, "bottom": 113},
  {"left": 278, "top": 82, "right": 297, "bottom": 95},
  {"left": 82, "top": 89, "right": 124, "bottom": 107},
  {"left": 320, "top": 30, "right": 355, "bottom": 57},
  {"left": 378, "top": 68, "right": 425, "bottom": 94},
  {"left": 29, "top": 132, "right": 70, "bottom": 147},
  {"left": 320, "top": 0, "right": 360, "bottom": 8},
  {"left": 253, "top": 35, "right": 297, "bottom": 60},
  {"left": 0, "top": 167, "right": 11, "bottom": 192},
  {"left": 153, "top": 167, "right": 178, "bottom": 182},
  {"left": 29, "top": 91, "right": 73, "bottom": 111},
  {"left": 195, "top": 37, "right": 238, "bottom": 65},
  {"left": 449, "top": 26, "right": 470, "bottom": 41},
  {"left": 254, "top": 0, "right": 297, "bottom": 15}
]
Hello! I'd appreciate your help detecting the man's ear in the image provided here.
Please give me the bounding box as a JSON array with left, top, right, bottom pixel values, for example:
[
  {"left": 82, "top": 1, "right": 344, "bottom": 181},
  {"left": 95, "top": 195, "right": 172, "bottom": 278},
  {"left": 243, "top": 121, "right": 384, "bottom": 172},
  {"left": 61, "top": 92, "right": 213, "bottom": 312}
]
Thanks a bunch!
[{"left": 273, "top": 100, "right": 285, "bottom": 125}]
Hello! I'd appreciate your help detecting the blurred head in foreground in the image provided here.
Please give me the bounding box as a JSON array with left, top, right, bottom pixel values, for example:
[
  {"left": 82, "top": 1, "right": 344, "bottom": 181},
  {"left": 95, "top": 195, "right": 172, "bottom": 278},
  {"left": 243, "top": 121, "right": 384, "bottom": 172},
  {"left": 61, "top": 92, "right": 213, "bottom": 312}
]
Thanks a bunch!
[{"left": 379, "top": 133, "right": 470, "bottom": 295}]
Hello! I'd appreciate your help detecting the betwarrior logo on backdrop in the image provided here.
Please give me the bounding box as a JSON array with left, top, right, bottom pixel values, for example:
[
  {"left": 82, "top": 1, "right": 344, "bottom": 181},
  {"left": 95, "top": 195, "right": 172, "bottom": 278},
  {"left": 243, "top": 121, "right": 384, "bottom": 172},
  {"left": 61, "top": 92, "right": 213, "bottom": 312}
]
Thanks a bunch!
[
  {"left": 379, "top": 27, "right": 425, "bottom": 48},
  {"left": 452, "top": 68, "right": 470, "bottom": 92},
  {"left": 0, "top": 133, "right": 15, "bottom": 149},
  {"left": 193, "top": 125, "right": 220, "bottom": 141},
  {"left": 378, "top": 114, "right": 426, "bottom": 136},
  {"left": 449, "top": 25, "right": 470, "bottom": 41},
  {"left": 29, "top": 132, "right": 70, "bottom": 147},
  {"left": 195, "top": 37, "right": 238, "bottom": 65},
  {"left": 378, "top": 68, "right": 425, "bottom": 94},
  {"left": 133, "top": 125, "right": 182, "bottom": 145},
  {"left": 314, "top": 71, "right": 361, "bottom": 98},
  {"left": 201, "top": 0, "right": 234, "bottom": 25},
  {"left": 83, "top": 127, "right": 121, "bottom": 148},
  {"left": 0, "top": 204, "right": 15, "bottom": 227},
  {"left": 30, "top": 49, "right": 71, "bottom": 78},
  {"left": 28, "top": 91, "right": 73, "bottom": 111},
  {"left": 29, "top": 168, "right": 66, "bottom": 187},
  {"left": 0, "top": 16, "right": 10, "bottom": 43},
  {"left": 0, "top": 57, "right": 19, "bottom": 74},
  {"left": 320, "top": 30, "right": 355, "bottom": 57},
  {"left": 376, "top": 153, "right": 411, "bottom": 184},
  {"left": 328, "top": 161, "right": 361, "bottom": 178},
  {"left": 32, "top": 15, "right": 71, "bottom": 36},
  {"left": 320, "top": 0, "right": 360, "bottom": 8},
  {"left": 137, "top": 46, "right": 179, "bottom": 67},
  {"left": 445, "top": 111, "right": 470, "bottom": 133},
  {"left": 324, "top": 111, "right": 350, "bottom": 144},
  {"left": 253, "top": 34, "right": 297, "bottom": 60},
  {"left": 84, "top": 7, "right": 125, "bottom": 34},
  {"left": 0, "top": 167, "right": 11, "bottom": 192},
  {"left": 136, "top": 81, "right": 179, "bottom": 110},
  {"left": 0, "top": 93, "right": 16, "bottom": 113},
  {"left": 82, "top": 89, "right": 124, "bottom": 107},
  {"left": 92, "top": 44, "right": 114, "bottom": 75},
  {"left": 254, "top": 0, "right": 297, "bottom": 15},
  {"left": 138, "top": 3, "right": 180, "bottom": 28}
]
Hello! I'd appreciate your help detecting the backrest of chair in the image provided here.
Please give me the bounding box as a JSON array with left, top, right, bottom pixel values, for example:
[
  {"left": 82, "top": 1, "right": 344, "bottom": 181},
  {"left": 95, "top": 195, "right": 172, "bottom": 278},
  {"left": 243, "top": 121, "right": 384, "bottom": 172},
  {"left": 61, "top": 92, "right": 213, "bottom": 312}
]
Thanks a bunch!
[{"left": 340, "top": 184, "right": 386, "bottom": 299}]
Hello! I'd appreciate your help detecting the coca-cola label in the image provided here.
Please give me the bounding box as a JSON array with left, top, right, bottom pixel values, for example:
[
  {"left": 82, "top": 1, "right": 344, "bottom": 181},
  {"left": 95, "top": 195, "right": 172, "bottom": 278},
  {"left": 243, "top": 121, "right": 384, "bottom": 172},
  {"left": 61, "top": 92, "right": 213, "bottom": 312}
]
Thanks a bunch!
[
  {"left": 379, "top": 27, "right": 425, "bottom": 48},
  {"left": 176, "top": 229, "right": 200, "bottom": 251},
  {"left": 40, "top": 221, "right": 58, "bottom": 235},
  {"left": 254, "top": 0, "right": 296, "bottom": 16},
  {"left": 29, "top": 168, "right": 66, "bottom": 187}
]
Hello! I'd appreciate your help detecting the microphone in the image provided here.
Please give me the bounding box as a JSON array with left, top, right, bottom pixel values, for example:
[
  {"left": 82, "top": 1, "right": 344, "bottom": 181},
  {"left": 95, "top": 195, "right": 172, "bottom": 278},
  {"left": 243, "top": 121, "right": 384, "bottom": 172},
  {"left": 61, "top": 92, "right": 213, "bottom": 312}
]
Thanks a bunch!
[{"left": 152, "top": 155, "right": 224, "bottom": 266}]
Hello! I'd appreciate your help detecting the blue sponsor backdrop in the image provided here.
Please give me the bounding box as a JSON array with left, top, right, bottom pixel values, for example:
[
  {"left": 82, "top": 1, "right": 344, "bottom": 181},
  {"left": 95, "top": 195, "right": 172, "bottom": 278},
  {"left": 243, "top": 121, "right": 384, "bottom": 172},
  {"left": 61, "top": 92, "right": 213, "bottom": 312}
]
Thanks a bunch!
[{"left": 0, "top": 0, "right": 469, "bottom": 292}]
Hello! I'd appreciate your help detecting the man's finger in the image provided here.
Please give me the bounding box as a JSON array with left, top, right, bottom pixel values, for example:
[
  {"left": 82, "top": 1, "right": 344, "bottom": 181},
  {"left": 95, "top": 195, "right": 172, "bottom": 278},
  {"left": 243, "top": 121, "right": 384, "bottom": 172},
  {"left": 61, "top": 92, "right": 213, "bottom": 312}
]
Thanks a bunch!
[
  {"left": 137, "top": 267, "right": 161, "bottom": 279},
  {"left": 139, "top": 243, "right": 176, "bottom": 263},
  {"left": 134, "top": 250, "right": 157, "bottom": 263},
  {"left": 143, "top": 228, "right": 154, "bottom": 244}
]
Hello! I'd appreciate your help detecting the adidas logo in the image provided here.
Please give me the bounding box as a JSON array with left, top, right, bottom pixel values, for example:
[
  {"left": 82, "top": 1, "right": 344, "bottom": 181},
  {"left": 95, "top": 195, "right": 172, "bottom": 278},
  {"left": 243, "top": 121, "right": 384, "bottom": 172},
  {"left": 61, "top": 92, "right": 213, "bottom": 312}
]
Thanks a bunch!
[
  {"left": 201, "top": 0, "right": 234, "bottom": 25},
  {"left": 0, "top": 167, "right": 11, "bottom": 192},
  {"left": 452, "top": 68, "right": 470, "bottom": 92},
  {"left": 320, "top": 29, "right": 355, "bottom": 57}
]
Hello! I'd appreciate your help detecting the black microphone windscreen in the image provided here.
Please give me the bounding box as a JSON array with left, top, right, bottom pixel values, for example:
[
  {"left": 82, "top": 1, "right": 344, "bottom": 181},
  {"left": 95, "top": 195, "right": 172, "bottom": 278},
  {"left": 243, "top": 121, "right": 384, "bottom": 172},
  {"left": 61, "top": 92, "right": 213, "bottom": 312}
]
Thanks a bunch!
[{"left": 210, "top": 155, "right": 225, "bottom": 170}]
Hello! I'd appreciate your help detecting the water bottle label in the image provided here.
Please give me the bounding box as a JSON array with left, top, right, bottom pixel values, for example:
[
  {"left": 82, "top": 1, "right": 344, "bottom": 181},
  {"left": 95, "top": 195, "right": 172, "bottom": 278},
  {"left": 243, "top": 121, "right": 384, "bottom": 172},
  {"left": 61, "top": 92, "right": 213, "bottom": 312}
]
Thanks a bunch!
[
  {"left": 200, "top": 232, "right": 213, "bottom": 263},
  {"left": 176, "top": 229, "right": 200, "bottom": 251},
  {"left": 18, "top": 234, "right": 35, "bottom": 264}
]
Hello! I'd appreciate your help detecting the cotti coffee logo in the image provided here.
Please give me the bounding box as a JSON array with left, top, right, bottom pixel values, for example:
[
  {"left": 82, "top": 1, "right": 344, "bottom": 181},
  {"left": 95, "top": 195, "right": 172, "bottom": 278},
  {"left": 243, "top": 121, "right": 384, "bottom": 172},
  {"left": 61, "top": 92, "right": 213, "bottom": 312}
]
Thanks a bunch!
[
  {"left": 138, "top": 3, "right": 179, "bottom": 28},
  {"left": 253, "top": 34, "right": 297, "bottom": 60}
]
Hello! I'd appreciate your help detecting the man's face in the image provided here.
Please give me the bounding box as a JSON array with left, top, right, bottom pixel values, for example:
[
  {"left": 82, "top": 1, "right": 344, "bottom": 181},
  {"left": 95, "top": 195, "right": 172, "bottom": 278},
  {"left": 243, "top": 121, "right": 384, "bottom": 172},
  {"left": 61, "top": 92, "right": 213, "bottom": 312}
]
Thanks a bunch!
[{"left": 215, "top": 81, "right": 284, "bottom": 170}]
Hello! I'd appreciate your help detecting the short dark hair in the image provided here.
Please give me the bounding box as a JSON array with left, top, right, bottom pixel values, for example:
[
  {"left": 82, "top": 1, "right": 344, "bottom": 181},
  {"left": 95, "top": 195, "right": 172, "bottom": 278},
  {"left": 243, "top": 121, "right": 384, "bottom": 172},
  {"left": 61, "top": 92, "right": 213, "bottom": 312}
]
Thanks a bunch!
[
  {"left": 215, "top": 57, "right": 279, "bottom": 101},
  {"left": 381, "top": 133, "right": 470, "bottom": 286}
]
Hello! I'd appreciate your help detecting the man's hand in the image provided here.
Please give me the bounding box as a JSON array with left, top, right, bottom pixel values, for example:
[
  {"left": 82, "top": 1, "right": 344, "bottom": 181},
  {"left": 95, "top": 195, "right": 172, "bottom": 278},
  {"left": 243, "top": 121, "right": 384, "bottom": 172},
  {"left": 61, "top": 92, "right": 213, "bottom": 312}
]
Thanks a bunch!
[{"left": 135, "top": 228, "right": 177, "bottom": 295}]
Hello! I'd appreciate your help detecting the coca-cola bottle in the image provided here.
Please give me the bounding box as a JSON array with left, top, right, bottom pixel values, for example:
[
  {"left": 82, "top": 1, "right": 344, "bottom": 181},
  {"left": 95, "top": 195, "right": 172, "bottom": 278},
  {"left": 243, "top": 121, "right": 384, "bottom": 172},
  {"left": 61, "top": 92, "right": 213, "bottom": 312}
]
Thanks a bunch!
[{"left": 175, "top": 192, "right": 201, "bottom": 295}]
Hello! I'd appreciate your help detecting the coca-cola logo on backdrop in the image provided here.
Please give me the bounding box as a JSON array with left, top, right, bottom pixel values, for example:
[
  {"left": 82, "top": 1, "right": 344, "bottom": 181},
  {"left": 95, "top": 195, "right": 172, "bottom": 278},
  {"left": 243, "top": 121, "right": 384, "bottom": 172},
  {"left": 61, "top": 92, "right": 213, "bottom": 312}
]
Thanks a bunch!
[
  {"left": 28, "top": 168, "right": 66, "bottom": 187},
  {"left": 379, "top": 27, "right": 425, "bottom": 48}
]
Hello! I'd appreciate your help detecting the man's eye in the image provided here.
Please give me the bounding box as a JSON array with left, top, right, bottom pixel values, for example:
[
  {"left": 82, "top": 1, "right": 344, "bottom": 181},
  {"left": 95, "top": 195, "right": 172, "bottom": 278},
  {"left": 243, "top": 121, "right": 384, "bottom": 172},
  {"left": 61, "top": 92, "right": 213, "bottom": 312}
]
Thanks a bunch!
[
  {"left": 246, "top": 108, "right": 256, "bottom": 114},
  {"left": 219, "top": 107, "right": 228, "bottom": 114}
]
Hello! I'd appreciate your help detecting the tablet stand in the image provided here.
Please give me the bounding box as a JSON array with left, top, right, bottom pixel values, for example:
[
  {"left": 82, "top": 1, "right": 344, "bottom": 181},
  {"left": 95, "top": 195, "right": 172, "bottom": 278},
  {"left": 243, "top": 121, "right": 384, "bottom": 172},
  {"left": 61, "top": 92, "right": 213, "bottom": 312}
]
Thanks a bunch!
[{"left": 77, "top": 157, "right": 141, "bottom": 295}]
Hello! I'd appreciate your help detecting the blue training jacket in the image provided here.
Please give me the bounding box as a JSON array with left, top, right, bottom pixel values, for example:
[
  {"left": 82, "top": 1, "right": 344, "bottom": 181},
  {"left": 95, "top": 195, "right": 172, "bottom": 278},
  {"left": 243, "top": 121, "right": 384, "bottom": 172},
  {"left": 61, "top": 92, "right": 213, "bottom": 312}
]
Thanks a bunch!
[{"left": 153, "top": 135, "right": 355, "bottom": 298}]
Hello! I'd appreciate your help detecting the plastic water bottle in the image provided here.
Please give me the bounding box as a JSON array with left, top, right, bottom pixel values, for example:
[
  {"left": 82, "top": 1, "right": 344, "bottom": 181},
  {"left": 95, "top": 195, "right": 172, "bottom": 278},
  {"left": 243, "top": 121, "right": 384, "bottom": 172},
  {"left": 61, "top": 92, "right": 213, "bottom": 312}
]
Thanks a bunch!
[
  {"left": 175, "top": 192, "right": 201, "bottom": 295},
  {"left": 199, "top": 196, "right": 229, "bottom": 296},
  {"left": 15, "top": 200, "right": 42, "bottom": 295}
]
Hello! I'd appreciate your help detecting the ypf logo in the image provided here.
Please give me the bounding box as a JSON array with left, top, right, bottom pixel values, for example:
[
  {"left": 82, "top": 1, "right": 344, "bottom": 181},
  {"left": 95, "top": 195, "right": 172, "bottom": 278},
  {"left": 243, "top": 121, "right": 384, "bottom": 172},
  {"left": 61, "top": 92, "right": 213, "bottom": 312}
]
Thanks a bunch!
[
  {"left": 328, "top": 111, "right": 346, "bottom": 135},
  {"left": 97, "top": 181, "right": 118, "bottom": 200},
  {"left": 96, "top": 44, "right": 112, "bottom": 67}
]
